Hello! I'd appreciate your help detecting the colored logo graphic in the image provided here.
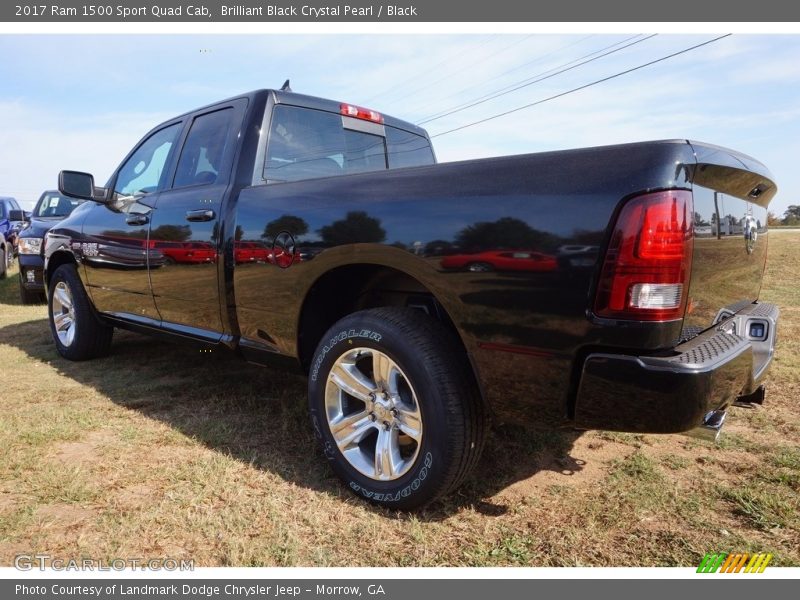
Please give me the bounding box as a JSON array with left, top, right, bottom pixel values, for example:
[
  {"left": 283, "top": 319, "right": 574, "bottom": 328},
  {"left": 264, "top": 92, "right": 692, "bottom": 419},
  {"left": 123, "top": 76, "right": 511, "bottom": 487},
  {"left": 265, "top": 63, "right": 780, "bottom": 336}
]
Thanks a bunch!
[{"left": 697, "top": 552, "right": 772, "bottom": 573}]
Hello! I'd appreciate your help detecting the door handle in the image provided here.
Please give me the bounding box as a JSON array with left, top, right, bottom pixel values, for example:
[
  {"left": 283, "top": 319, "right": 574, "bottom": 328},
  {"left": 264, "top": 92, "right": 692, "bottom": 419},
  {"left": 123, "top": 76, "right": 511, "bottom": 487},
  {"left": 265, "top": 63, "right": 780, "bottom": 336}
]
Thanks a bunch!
[
  {"left": 126, "top": 214, "right": 149, "bottom": 226},
  {"left": 186, "top": 209, "right": 216, "bottom": 222}
]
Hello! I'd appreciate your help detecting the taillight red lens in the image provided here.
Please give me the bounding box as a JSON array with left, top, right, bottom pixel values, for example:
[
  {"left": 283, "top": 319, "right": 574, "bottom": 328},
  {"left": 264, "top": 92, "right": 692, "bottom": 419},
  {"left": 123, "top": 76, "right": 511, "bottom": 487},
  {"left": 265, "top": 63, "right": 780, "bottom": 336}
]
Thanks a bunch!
[
  {"left": 595, "top": 190, "right": 694, "bottom": 321},
  {"left": 340, "top": 103, "right": 384, "bottom": 124}
]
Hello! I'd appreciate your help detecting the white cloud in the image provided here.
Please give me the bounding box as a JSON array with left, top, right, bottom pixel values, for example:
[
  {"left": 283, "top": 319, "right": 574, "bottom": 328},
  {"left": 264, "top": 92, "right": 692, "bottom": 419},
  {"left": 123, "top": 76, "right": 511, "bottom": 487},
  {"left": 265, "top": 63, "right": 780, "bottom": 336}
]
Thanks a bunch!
[
  {"left": 0, "top": 101, "right": 171, "bottom": 208},
  {"left": 0, "top": 33, "right": 797, "bottom": 218}
]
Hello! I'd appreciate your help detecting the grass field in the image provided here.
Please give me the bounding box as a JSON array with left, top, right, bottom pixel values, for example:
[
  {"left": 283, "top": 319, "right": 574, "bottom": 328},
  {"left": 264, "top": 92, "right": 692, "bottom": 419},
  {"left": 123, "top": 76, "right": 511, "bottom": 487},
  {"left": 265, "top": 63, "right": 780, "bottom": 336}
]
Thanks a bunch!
[{"left": 0, "top": 232, "right": 798, "bottom": 567}]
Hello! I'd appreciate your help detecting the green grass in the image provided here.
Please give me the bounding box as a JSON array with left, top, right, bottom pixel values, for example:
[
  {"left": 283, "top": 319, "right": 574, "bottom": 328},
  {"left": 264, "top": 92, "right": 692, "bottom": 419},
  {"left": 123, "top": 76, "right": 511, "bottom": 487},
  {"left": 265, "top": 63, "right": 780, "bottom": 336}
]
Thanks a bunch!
[{"left": 0, "top": 232, "right": 799, "bottom": 566}]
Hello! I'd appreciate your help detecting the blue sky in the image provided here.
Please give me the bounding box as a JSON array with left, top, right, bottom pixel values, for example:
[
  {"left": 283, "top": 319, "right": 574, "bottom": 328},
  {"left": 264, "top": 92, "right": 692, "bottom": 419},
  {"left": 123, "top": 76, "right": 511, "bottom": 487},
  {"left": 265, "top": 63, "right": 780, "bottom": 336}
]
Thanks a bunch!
[{"left": 0, "top": 34, "right": 798, "bottom": 216}]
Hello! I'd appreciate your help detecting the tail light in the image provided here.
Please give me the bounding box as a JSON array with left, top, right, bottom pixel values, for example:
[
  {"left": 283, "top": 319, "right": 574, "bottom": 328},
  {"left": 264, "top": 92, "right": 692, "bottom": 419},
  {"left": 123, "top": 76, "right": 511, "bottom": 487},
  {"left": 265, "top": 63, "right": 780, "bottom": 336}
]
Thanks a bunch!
[
  {"left": 595, "top": 190, "right": 694, "bottom": 321},
  {"left": 340, "top": 103, "right": 384, "bottom": 124}
]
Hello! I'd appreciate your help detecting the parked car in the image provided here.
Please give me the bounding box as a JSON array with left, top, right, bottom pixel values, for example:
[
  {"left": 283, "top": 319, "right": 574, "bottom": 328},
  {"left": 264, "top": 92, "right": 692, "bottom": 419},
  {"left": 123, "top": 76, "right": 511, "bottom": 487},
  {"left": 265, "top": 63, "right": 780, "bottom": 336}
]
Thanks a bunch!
[
  {"left": 557, "top": 244, "right": 601, "bottom": 271},
  {"left": 234, "top": 240, "right": 270, "bottom": 264},
  {"left": 440, "top": 249, "right": 558, "bottom": 272},
  {"left": 17, "top": 191, "right": 85, "bottom": 303},
  {"left": 153, "top": 240, "right": 216, "bottom": 265},
  {"left": 0, "top": 195, "right": 25, "bottom": 276},
  {"left": 46, "top": 88, "right": 779, "bottom": 509}
]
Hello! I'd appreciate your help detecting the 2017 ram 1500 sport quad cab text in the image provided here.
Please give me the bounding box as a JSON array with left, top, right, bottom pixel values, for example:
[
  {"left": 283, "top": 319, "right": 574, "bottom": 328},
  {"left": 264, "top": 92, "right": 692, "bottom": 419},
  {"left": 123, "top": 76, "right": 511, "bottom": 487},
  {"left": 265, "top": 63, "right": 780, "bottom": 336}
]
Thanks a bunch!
[{"left": 47, "top": 88, "right": 779, "bottom": 509}]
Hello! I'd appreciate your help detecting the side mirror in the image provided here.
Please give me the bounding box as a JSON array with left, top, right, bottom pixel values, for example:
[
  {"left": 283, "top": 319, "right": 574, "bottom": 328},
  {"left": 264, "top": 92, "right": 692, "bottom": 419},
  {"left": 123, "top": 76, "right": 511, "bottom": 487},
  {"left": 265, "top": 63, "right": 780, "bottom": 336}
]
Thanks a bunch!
[
  {"left": 58, "top": 170, "right": 109, "bottom": 203},
  {"left": 8, "top": 209, "right": 27, "bottom": 222}
]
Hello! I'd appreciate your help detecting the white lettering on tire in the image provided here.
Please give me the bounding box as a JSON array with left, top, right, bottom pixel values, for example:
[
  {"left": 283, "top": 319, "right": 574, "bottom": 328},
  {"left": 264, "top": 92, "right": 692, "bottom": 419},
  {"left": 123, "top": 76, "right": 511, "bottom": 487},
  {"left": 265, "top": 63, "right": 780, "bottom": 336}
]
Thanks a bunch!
[
  {"left": 310, "top": 328, "right": 382, "bottom": 382},
  {"left": 347, "top": 452, "right": 433, "bottom": 502}
]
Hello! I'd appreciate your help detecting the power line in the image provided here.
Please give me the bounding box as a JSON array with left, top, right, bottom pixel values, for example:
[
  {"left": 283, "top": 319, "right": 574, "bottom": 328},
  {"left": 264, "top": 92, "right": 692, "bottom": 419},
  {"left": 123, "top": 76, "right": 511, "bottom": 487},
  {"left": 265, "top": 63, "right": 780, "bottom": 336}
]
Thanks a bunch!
[
  {"left": 392, "top": 34, "right": 535, "bottom": 112},
  {"left": 416, "top": 34, "right": 647, "bottom": 124},
  {"left": 430, "top": 34, "right": 732, "bottom": 139},
  {"left": 377, "top": 35, "right": 539, "bottom": 114},
  {"left": 412, "top": 34, "right": 598, "bottom": 111},
  {"left": 418, "top": 34, "right": 657, "bottom": 125},
  {"left": 360, "top": 35, "right": 501, "bottom": 105}
]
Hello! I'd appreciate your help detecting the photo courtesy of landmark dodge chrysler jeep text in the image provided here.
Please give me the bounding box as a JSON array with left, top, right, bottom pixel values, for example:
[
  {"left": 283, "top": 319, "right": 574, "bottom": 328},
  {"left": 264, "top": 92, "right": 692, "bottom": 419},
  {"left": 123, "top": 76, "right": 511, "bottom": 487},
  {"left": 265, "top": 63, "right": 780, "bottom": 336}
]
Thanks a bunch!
[{"left": 46, "top": 87, "right": 779, "bottom": 508}]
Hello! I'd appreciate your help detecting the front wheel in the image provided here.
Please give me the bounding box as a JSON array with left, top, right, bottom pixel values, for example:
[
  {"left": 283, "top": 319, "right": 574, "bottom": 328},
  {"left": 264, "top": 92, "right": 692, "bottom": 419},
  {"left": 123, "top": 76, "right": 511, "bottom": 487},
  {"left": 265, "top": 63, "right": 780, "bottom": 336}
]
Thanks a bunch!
[
  {"left": 308, "top": 307, "right": 486, "bottom": 510},
  {"left": 48, "top": 263, "right": 113, "bottom": 360}
]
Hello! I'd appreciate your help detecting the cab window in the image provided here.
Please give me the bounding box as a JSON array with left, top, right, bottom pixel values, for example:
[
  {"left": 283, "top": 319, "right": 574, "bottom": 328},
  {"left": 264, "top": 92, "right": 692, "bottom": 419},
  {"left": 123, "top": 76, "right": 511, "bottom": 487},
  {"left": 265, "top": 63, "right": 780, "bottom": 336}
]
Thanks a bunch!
[
  {"left": 173, "top": 108, "right": 234, "bottom": 189},
  {"left": 264, "top": 105, "right": 434, "bottom": 183},
  {"left": 115, "top": 123, "right": 182, "bottom": 197}
]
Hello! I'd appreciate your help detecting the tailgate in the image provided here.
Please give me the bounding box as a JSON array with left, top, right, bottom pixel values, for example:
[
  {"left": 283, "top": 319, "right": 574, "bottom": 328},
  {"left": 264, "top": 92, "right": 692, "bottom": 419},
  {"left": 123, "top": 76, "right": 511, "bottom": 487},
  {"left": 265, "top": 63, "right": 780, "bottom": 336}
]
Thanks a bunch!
[{"left": 684, "top": 141, "right": 777, "bottom": 337}]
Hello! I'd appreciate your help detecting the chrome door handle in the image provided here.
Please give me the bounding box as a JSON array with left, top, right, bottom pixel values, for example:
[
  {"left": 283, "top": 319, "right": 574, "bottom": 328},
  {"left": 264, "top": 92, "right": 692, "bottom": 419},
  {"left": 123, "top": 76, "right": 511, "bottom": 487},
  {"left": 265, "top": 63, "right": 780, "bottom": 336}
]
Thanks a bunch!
[
  {"left": 126, "top": 214, "right": 149, "bottom": 226},
  {"left": 186, "top": 209, "right": 216, "bottom": 222}
]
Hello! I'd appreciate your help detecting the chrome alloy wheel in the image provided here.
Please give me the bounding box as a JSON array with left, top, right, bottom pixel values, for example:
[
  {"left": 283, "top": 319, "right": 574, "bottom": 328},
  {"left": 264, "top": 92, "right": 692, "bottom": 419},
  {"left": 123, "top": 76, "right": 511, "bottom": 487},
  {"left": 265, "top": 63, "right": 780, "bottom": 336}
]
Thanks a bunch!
[
  {"left": 324, "top": 348, "right": 423, "bottom": 481},
  {"left": 52, "top": 281, "right": 76, "bottom": 347}
]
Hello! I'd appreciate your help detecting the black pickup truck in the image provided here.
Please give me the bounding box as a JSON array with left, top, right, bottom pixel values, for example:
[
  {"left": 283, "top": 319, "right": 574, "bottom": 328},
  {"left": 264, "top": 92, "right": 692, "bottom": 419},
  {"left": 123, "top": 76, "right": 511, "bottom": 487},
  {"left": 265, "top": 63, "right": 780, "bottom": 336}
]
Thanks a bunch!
[{"left": 46, "top": 88, "right": 779, "bottom": 508}]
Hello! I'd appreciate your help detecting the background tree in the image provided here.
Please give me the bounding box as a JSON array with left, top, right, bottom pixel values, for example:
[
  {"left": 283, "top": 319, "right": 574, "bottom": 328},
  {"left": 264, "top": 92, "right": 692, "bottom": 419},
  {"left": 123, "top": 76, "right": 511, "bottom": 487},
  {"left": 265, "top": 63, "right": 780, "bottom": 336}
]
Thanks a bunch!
[
  {"left": 150, "top": 224, "right": 191, "bottom": 242},
  {"left": 455, "top": 217, "right": 559, "bottom": 252},
  {"left": 319, "top": 211, "right": 386, "bottom": 245},
  {"left": 767, "top": 211, "right": 782, "bottom": 227},
  {"left": 263, "top": 215, "right": 309, "bottom": 240},
  {"left": 783, "top": 205, "right": 800, "bottom": 226}
]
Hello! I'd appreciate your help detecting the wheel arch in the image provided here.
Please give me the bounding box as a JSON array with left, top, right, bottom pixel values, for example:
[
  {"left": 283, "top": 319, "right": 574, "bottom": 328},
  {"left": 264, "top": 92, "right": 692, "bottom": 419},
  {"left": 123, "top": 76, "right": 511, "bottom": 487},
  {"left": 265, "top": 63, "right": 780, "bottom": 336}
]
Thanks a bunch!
[
  {"left": 295, "top": 260, "right": 486, "bottom": 408},
  {"left": 45, "top": 250, "right": 79, "bottom": 289}
]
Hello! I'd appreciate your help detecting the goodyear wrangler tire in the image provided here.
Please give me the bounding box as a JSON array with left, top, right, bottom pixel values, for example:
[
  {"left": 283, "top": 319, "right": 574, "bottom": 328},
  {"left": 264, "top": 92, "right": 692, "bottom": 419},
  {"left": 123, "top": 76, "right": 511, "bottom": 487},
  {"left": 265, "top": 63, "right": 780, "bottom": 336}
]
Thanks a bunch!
[
  {"left": 48, "top": 263, "right": 113, "bottom": 361},
  {"left": 308, "top": 307, "right": 486, "bottom": 510}
]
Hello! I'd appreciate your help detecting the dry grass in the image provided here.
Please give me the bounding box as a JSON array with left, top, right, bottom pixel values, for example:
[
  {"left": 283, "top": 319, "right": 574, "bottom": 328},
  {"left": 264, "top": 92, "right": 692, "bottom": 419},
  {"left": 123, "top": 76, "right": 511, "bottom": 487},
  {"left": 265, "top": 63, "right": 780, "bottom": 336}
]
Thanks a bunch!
[{"left": 0, "top": 231, "right": 798, "bottom": 566}]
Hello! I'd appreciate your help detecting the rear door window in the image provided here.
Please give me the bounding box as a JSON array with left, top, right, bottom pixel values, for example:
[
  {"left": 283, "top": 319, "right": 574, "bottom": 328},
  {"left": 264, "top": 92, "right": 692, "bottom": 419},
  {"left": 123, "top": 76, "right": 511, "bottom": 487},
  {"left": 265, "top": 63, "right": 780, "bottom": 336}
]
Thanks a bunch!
[{"left": 173, "top": 108, "right": 234, "bottom": 189}]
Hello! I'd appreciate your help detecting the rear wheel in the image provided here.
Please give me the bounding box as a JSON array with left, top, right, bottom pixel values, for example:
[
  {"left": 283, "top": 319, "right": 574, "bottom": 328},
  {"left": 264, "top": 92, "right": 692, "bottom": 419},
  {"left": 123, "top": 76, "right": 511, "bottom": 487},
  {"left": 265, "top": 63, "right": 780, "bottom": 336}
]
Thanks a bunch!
[
  {"left": 308, "top": 307, "right": 486, "bottom": 509},
  {"left": 467, "top": 262, "right": 492, "bottom": 273},
  {"left": 48, "top": 264, "right": 113, "bottom": 360}
]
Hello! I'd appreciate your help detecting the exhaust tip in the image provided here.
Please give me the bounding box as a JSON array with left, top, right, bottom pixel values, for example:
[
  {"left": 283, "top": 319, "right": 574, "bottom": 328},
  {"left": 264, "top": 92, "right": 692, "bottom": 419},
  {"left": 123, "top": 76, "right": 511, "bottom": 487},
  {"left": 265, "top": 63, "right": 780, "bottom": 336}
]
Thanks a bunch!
[{"left": 685, "top": 410, "right": 726, "bottom": 443}]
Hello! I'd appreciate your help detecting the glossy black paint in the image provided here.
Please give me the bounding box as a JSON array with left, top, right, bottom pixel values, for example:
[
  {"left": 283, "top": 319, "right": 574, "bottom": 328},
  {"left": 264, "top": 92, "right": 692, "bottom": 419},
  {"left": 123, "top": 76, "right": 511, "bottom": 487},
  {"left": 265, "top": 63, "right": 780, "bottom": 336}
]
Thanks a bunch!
[
  {"left": 683, "top": 142, "right": 772, "bottom": 335},
  {"left": 17, "top": 217, "right": 51, "bottom": 293},
  {"left": 17, "top": 191, "right": 87, "bottom": 293},
  {"left": 574, "top": 300, "right": 778, "bottom": 432},
  {"left": 45, "top": 89, "right": 778, "bottom": 432}
]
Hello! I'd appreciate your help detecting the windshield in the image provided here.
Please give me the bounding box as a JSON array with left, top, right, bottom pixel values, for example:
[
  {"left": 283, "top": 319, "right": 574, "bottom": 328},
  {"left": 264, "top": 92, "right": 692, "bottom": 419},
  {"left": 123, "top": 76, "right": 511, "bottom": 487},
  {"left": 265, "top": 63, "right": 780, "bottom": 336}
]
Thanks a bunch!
[{"left": 35, "top": 193, "right": 84, "bottom": 218}]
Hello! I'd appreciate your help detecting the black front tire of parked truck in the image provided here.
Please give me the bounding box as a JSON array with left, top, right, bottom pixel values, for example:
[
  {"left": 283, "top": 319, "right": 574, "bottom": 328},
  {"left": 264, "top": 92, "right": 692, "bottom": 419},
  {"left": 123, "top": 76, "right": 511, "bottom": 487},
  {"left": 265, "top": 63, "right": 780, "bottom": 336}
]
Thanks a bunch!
[
  {"left": 48, "top": 264, "right": 114, "bottom": 361},
  {"left": 308, "top": 307, "right": 486, "bottom": 509}
]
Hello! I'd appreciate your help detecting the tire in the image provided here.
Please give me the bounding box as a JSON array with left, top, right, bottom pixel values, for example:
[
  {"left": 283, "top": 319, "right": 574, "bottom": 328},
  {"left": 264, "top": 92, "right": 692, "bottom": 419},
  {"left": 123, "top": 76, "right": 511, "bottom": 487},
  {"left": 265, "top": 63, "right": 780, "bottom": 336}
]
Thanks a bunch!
[
  {"left": 0, "top": 247, "right": 6, "bottom": 279},
  {"left": 19, "top": 277, "right": 45, "bottom": 305},
  {"left": 467, "top": 262, "right": 492, "bottom": 273},
  {"left": 308, "top": 307, "right": 486, "bottom": 510},
  {"left": 48, "top": 263, "right": 113, "bottom": 360}
]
